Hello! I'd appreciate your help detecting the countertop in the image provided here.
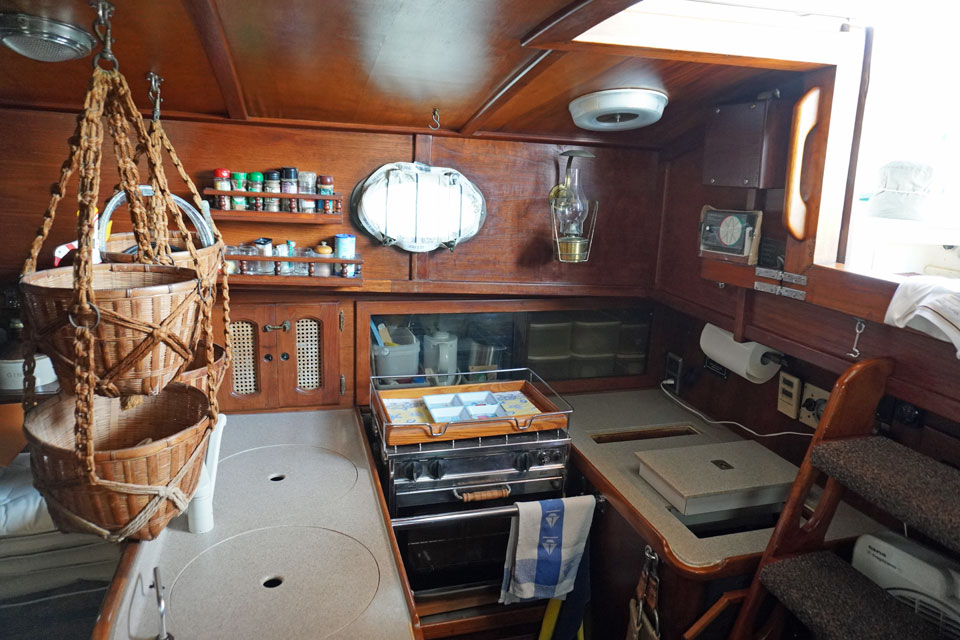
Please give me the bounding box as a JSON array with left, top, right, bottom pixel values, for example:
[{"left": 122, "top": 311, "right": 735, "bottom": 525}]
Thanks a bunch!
[
  {"left": 566, "top": 389, "right": 881, "bottom": 572},
  {"left": 108, "top": 409, "right": 414, "bottom": 640}
]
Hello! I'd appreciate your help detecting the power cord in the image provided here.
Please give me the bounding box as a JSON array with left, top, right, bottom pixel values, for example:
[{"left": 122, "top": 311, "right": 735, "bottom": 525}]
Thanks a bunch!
[{"left": 660, "top": 380, "right": 813, "bottom": 438}]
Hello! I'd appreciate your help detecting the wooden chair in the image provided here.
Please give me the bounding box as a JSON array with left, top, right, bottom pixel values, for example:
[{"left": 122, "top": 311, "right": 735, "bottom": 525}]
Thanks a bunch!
[{"left": 729, "top": 357, "right": 957, "bottom": 640}]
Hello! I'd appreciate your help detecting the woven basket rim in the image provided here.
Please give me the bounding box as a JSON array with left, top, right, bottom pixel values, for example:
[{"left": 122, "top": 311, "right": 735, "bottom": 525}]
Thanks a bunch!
[
  {"left": 21, "top": 263, "right": 201, "bottom": 298},
  {"left": 178, "top": 343, "right": 226, "bottom": 381},
  {"left": 23, "top": 383, "right": 211, "bottom": 461}
]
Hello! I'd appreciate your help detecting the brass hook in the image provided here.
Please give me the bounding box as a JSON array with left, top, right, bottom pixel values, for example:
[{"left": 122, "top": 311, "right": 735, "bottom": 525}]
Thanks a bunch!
[{"left": 429, "top": 107, "right": 440, "bottom": 131}]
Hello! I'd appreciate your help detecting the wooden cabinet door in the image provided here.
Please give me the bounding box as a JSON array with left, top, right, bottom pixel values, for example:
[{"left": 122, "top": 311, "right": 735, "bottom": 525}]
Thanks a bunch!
[
  {"left": 218, "top": 303, "right": 279, "bottom": 412},
  {"left": 275, "top": 303, "right": 341, "bottom": 408}
]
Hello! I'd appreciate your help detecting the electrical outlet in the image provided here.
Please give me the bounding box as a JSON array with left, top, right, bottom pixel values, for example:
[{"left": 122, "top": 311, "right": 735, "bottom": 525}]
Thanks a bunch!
[
  {"left": 777, "top": 372, "right": 801, "bottom": 419},
  {"left": 664, "top": 352, "right": 683, "bottom": 394},
  {"left": 798, "top": 383, "right": 830, "bottom": 429}
]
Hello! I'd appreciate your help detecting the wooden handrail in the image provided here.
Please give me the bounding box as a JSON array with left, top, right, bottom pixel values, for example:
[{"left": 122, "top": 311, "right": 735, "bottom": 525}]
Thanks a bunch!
[{"left": 783, "top": 87, "right": 821, "bottom": 241}]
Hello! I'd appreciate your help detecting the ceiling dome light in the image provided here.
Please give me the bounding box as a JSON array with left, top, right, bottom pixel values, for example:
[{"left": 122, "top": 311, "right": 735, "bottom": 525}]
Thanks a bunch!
[
  {"left": 569, "top": 88, "right": 668, "bottom": 131},
  {"left": 0, "top": 13, "right": 95, "bottom": 62}
]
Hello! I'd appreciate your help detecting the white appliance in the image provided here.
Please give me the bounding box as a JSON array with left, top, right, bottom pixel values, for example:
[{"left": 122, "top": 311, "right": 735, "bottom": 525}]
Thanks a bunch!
[
  {"left": 422, "top": 331, "right": 458, "bottom": 385},
  {"left": 853, "top": 530, "right": 960, "bottom": 638}
]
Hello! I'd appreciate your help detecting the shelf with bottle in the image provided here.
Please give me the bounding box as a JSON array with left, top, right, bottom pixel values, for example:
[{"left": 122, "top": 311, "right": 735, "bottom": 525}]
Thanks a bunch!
[
  {"left": 223, "top": 252, "right": 364, "bottom": 287},
  {"left": 201, "top": 188, "right": 343, "bottom": 224}
]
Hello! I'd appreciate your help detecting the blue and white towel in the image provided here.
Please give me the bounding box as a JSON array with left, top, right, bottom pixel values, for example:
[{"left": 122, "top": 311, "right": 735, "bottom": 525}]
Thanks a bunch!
[{"left": 499, "top": 495, "right": 596, "bottom": 604}]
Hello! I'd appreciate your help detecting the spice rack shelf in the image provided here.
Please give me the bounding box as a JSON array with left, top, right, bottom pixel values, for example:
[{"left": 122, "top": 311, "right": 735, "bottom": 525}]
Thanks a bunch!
[
  {"left": 202, "top": 188, "right": 343, "bottom": 224},
  {"left": 224, "top": 253, "right": 363, "bottom": 288}
]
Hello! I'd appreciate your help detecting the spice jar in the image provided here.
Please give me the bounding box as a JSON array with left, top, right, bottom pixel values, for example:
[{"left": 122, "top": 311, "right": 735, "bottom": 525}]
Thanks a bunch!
[
  {"left": 247, "top": 171, "right": 264, "bottom": 211},
  {"left": 314, "top": 241, "right": 333, "bottom": 277},
  {"left": 230, "top": 172, "right": 247, "bottom": 211},
  {"left": 264, "top": 170, "right": 281, "bottom": 212},
  {"left": 213, "top": 167, "right": 232, "bottom": 210},
  {"left": 298, "top": 171, "right": 317, "bottom": 213},
  {"left": 281, "top": 167, "right": 299, "bottom": 212},
  {"left": 319, "top": 175, "right": 334, "bottom": 214}
]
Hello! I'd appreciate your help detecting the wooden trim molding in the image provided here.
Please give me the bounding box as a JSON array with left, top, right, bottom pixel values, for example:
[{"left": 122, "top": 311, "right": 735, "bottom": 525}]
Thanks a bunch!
[
  {"left": 183, "top": 0, "right": 249, "bottom": 120},
  {"left": 522, "top": 0, "right": 638, "bottom": 49},
  {"left": 459, "top": 50, "right": 566, "bottom": 136},
  {"left": 91, "top": 542, "right": 140, "bottom": 640},
  {"left": 354, "top": 408, "right": 425, "bottom": 639}
]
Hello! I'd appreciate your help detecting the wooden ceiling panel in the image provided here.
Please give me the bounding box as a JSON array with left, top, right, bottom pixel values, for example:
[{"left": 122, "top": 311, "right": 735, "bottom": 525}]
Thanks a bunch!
[
  {"left": 213, "top": 0, "right": 571, "bottom": 128},
  {"left": 0, "top": 0, "right": 226, "bottom": 114},
  {"left": 479, "top": 51, "right": 796, "bottom": 146}
]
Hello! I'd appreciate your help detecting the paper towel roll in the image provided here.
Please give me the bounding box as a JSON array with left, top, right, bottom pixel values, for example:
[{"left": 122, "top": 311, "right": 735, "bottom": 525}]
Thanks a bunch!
[{"left": 699, "top": 323, "right": 781, "bottom": 384}]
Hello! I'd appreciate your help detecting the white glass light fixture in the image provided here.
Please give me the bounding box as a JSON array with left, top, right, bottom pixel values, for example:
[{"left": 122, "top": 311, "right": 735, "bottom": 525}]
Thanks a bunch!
[{"left": 549, "top": 150, "right": 598, "bottom": 263}]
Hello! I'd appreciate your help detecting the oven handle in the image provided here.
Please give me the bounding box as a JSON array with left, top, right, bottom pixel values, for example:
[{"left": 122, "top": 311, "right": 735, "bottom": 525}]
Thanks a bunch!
[
  {"left": 391, "top": 495, "right": 606, "bottom": 531},
  {"left": 453, "top": 485, "right": 512, "bottom": 503}
]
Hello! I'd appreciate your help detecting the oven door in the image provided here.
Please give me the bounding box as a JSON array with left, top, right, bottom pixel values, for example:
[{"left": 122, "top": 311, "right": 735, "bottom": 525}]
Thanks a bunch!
[{"left": 391, "top": 477, "right": 563, "bottom": 596}]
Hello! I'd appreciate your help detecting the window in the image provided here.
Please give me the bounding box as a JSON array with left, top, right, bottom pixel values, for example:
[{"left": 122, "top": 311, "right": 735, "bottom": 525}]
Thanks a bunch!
[{"left": 844, "top": 1, "right": 960, "bottom": 279}]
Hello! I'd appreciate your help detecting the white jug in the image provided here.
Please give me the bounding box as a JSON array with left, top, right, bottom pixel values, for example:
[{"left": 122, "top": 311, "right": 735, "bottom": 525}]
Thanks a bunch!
[{"left": 423, "top": 331, "right": 458, "bottom": 385}]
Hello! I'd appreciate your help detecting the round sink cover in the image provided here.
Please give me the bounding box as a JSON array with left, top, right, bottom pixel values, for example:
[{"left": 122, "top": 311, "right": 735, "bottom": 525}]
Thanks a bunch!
[
  {"left": 171, "top": 526, "right": 380, "bottom": 638},
  {"left": 214, "top": 445, "right": 358, "bottom": 527},
  {"left": 351, "top": 161, "right": 486, "bottom": 252}
]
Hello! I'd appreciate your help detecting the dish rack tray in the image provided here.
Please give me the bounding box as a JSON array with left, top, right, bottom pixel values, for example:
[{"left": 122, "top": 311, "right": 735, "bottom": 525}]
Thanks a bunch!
[{"left": 370, "top": 368, "right": 572, "bottom": 446}]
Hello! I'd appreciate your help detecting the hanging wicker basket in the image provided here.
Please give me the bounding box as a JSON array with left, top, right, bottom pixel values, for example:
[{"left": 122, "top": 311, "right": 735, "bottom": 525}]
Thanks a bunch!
[
  {"left": 174, "top": 342, "right": 226, "bottom": 396},
  {"left": 23, "top": 384, "right": 210, "bottom": 541},
  {"left": 21, "top": 263, "right": 203, "bottom": 397},
  {"left": 102, "top": 231, "right": 222, "bottom": 282},
  {"left": 17, "top": 18, "right": 232, "bottom": 542}
]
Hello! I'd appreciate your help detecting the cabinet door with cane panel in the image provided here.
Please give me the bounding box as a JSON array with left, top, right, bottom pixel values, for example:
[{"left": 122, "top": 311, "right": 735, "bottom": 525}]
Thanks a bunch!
[
  {"left": 219, "top": 302, "right": 341, "bottom": 412},
  {"left": 274, "top": 303, "right": 341, "bottom": 408}
]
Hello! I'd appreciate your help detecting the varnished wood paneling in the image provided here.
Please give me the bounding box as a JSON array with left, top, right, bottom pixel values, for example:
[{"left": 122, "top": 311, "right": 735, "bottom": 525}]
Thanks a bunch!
[
  {"left": 212, "top": 0, "right": 572, "bottom": 129},
  {"left": 0, "top": 0, "right": 225, "bottom": 115},
  {"left": 655, "top": 147, "right": 742, "bottom": 316},
  {"left": 422, "top": 136, "right": 661, "bottom": 287},
  {"left": 0, "top": 108, "right": 411, "bottom": 280},
  {"left": 480, "top": 52, "right": 798, "bottom": 147}
]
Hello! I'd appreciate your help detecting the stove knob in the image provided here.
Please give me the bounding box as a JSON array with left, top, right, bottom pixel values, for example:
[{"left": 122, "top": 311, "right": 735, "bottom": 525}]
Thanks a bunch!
[
  {"left": 428, "top": 459, "right": 446, "bottom": 480},
  {"left": 404, "top": 461, "right": 423, "bottom": 482},
  {"left": 537, "top": 450, "right": 550, "bottom": 466},
  {"left": 514, "top": 452, "right": 532, "bottom": 473}
]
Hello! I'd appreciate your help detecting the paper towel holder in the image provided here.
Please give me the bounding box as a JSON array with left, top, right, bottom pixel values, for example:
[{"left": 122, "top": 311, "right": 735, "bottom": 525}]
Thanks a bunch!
[{"left": 761, "top": 352, "right": 788, "bottom": 367}]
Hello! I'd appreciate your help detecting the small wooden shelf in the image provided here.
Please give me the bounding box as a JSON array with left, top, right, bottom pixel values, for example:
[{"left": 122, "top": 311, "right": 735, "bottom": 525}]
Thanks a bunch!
[
  {"left": 225, "top": 274, "right": 364, "bottom": 288},
  {"left": 211, "top": 210, "right": 342, "bottom": 224},
  {"left": 223, "top": 253, "right": 363, "bottom": 287},
  {"left": 202, "top": 188, "right": 344, "bottom": 224}
]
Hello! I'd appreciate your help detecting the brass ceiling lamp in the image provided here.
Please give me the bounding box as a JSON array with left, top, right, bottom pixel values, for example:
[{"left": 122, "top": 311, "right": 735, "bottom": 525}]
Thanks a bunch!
[{"left": 549, "top": 150, "right": 598, "bottom": 263}]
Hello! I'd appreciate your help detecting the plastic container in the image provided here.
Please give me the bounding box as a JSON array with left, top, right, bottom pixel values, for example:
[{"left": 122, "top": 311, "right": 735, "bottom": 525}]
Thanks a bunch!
[
  {"left": 230, "top": 171, "right": 247, "bottom": 210},
  {"left": 526, "top": 354, "right": 571, "bottom": 380},
  {"left": 526, "top": 315, "right": 572, "bottom": 358},
  {"left": 319, "top": 175, "right": 334, "bottom": 213},
  {"left": 618, "top": 322, "right": 650, "bottom": 355},
  {"left": 571, "top": 352, "right": 615, "bottom": 378},
  {"left": 247, "top": 171, "right": 264, "bottom": 211},
  {"left": 281, "top": 167, "right": 298, "bottom": 212},
  {"left": 373, "top": 326, "right": 420, "bottom": 377},
  {"left": 615, "top": 353, "right": 647, "bottom": 376},
  {"left": 298, "top": 171, "right": 317, "bottom": 212},
  {"left": 572, "top": 314, "right": 622, "bottom": 354},
  {"left": 264, "top": 170, "right": 281, "bottom": 212},
  {"left": 314, "top": 241, "right": 333, "bottom": 277},
  {"left": 213, "top": 167, "right": 231, "bottom": 210}
]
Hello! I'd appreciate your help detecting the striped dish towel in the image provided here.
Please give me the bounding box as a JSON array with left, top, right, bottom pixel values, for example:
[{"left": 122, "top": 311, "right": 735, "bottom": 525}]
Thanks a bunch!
[{"left": 499, "top": 495, "right": 596, "bottom": 604}]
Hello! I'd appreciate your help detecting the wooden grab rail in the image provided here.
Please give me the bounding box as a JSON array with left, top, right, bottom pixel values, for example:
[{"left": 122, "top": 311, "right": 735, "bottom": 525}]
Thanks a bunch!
[{"left": 783, "top": 86, "right": 821, "bottom": 241}]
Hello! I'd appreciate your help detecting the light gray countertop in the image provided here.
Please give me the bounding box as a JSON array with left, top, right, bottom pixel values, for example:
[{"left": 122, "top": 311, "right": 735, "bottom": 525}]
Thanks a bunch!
[
  {"left": 109, "top": 409, "right": 414, "bottom": 640},
  {"left": 566, "top": 389, "right": 881, "bottom": 572}
]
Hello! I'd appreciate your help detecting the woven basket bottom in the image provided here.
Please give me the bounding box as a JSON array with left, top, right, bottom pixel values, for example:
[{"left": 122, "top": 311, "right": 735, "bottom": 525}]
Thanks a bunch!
[{"left": 24, "top": 384, "right": 210, "bottom": 541}]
